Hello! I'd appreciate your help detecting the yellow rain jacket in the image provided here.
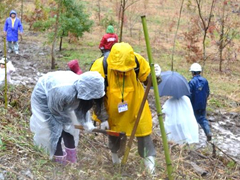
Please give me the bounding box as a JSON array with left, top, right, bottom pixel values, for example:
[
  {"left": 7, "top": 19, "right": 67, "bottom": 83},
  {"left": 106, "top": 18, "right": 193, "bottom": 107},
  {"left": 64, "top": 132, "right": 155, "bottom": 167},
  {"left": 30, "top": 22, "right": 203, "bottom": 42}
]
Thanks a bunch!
[{"left": 91, "top": 42, "right": 152, "bottom": 137}]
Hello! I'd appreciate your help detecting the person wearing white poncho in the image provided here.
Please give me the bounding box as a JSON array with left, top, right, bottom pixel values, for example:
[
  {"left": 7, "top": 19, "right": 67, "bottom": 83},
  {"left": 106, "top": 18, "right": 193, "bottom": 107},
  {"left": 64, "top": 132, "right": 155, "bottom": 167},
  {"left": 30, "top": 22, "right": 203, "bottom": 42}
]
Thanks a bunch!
[
  {"left": 162, "top": 96, "right": 199, "bottom": 144},
  {"left": 0, "top": 58, "right": 15, "bottom": 85},
  {"left": 30, "top": 71, "right": 105, "bottom": 164}
]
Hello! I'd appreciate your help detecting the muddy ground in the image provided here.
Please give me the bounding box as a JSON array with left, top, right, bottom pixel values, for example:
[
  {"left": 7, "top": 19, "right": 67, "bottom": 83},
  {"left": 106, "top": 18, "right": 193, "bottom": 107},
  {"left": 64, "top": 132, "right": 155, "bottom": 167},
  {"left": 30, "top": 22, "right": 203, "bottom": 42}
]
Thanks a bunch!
[{"left": 0, "top": 32, "right": 240, "bottom": 179}]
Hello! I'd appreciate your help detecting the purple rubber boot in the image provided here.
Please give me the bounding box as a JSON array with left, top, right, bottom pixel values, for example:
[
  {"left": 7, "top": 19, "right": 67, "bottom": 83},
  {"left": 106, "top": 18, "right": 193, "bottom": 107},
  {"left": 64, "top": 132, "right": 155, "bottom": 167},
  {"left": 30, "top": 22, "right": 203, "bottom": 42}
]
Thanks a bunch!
[
  {"left": 65, "top": 147, "right": 77, "bottom": 163},
  {"left": 53, "top": 151, "right": 67, "bottom": 165}
]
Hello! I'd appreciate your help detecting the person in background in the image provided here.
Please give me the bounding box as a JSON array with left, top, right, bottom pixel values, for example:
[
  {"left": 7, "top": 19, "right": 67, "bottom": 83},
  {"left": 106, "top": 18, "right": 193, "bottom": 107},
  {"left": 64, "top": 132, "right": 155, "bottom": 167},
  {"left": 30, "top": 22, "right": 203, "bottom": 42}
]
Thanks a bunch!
[
  {"left": 30, "top": 71, "right": 105, "bottom": 165},
  {"left": 99, "top": 25, "right": 118, "bottom": 56},
  {"left": 68, "top": 59, "right": 83, "bottom": 75},
  {"left": 3, "top": 10, "right": 23, "bottom": 55},
  {"left": 189, "top": 63, "right": 212, "bottom": 141},
  {"left": 91, "top": 42, "right": 161, "bottom": 174},
  {"left": 0, "top": 58, "right": 16, "bottom": 85}
]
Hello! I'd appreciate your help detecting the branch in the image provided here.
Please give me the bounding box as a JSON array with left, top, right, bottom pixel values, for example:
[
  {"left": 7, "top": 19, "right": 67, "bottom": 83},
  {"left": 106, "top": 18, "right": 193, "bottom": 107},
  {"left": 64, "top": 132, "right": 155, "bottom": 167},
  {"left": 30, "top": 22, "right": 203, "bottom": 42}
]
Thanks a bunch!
[
  {"left": 171, "top": 0, "right": 185, "bottom": 71},
  {"left": 206, "top": 0, "right": 215, "bottom": 30},
  {"left": 195, "top": 0, "right": 206, "bottom": 29},
  {"left": 125, "top": 0, "right": 142, "bottom": 11},
  {"left": 224, "top": 28, "right": 230, "bottom": 35},
  {"left": 222, "top": 32, "right": 238, "bottom": 49},
  {"left": 120, "top": 0, "right": 124, "bottom": 9},
  {"left": 0, "top": 164, "right": 32, "bottom": 180},
  {"left": 208, "top": 141, "right": 239, "bottom": 164}
]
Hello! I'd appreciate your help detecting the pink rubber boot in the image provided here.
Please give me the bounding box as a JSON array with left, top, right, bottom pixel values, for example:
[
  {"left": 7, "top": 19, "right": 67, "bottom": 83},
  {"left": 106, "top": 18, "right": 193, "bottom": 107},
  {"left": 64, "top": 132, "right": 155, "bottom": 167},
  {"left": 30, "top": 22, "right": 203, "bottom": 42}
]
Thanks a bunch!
[
  {"left": 65, "top": 147, "right": 77, "bottom": 163},
  {"left": 53, "top": 152, "right": 67, "bottom": 165}
]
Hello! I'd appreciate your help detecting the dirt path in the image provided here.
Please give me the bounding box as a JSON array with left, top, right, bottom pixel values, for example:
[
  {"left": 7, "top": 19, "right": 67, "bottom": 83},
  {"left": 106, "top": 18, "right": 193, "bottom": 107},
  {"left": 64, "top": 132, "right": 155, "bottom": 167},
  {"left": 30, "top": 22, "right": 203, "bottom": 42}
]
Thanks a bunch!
[
  {"left": 1, "top": 32, "right": 55, "bottom": 87},
  {"left": 206, "top": 111, "right": 240, "bottom": 162}
]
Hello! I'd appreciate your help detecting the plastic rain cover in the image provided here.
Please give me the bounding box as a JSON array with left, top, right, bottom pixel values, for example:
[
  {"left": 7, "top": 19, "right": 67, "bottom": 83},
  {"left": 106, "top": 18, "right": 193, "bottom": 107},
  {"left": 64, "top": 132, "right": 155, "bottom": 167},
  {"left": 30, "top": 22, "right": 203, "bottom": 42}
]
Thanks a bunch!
[
  {"left": 162, "top": 96, "right": 199, "bottom": 144},
  {"left": 30, "top": 71, "right": 104, "bottom": 158}
]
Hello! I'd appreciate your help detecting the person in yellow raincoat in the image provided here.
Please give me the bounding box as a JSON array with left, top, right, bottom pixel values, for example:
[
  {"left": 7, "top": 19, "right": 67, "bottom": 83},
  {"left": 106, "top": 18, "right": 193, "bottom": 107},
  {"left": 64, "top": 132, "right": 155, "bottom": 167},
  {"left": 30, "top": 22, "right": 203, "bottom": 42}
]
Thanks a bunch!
[{"left": 90, "top": 42, "right": 161, "bottom": 173}]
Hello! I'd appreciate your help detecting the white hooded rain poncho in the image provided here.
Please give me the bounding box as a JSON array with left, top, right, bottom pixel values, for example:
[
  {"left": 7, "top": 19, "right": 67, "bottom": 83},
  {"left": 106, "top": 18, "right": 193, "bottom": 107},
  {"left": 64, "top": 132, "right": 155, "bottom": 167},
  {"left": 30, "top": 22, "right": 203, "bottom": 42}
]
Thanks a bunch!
[
  {"left": 162, "top": 96, "right": 199, "bottom": 145},
  {"left": 30, "top": 71, "right": 105, "bottom": 158}
]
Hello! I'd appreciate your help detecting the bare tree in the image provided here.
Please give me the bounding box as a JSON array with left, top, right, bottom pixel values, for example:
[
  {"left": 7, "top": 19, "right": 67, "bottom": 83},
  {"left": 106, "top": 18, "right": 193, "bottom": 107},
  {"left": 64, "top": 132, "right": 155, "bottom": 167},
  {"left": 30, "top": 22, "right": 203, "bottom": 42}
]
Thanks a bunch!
[
  {"left": 171, "top": 0, "right": 184, "bottom": 71},
  {"left": 195, "top": 0, "right": 215, "bottom": 72},
  {"left": 96, "top": 0, "right": 101, "bottom": 25},
  {"left": 51, "top": 0, "right": 61, "bottom": 69},
  {"left": 126, "top": 4, "right": 141, "bottom": 37},
  {"left": 119, "top": 0, "right": 141, "bottom": 42},
  {"left": 217, "top": 1, "right": 238, "bottom": 72},
  {"left": 21, "top": 0, "right": 23, "bottom": 21},
  {"left": 119, "top": 0, "right": 125, "bottom": 42}
]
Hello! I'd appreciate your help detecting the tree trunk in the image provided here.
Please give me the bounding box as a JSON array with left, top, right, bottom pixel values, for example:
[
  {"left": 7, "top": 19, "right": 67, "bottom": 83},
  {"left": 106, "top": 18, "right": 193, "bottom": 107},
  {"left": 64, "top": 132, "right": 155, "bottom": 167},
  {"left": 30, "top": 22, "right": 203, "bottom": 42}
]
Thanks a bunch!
[
  {"left": 59, "top": 31, "right": 64, "bottom": 51},
  {"left": 202, "top": 32, "right": 207, "bottom": 73},
  {"left": 21, "top": 0, "right": 23, "bottom": 21},
  {"left": 195, "top": 0, "right": 215, "bottom": 74},
  {"left": 219, "top": 2, "right": 225, "bottom": 72},
  {"left": 51, "top": 0, "right": 61, "bottom": 69},
  {"left": 59, "top": 36, "right": 63, "bottom": 51},
  {"left": 97, "top": 0, "right": 101, "bottom": 25},
  {"left": 171, "top": 0, "right": 184, "bottom": 71},
  {"left": 119, "top": 0, "right": 125, "bottom": 42},
  {"left": 219, "top": 43, "right": 223, "bottom": 72},
  {"left": 118, "top": 0, "right": 122, "bottom": 25}
]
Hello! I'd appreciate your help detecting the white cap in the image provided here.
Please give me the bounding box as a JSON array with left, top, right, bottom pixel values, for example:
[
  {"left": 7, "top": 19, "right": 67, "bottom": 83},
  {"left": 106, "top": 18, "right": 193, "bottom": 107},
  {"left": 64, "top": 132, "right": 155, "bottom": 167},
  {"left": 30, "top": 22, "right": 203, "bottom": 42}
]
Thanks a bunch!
[
  {"left": 0, "top": 58, "right": 7, "bottom": 64},
  {"left": 189, "top": 63, "right": 202, "bottom": 72}
]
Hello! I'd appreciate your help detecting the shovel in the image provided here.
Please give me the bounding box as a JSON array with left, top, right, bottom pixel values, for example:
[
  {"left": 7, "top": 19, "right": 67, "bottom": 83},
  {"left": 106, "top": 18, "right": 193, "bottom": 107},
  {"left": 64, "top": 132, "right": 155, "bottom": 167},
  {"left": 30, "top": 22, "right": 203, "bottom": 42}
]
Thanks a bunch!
[
  {"left": 74, "top": 125, "right": 127, "bottom": 157},
  {"left": 74, "top": 125, "right": 126, "bottom": 137},
  {"left": 75, "top": 125, "right": 127, "bottom": 156}
]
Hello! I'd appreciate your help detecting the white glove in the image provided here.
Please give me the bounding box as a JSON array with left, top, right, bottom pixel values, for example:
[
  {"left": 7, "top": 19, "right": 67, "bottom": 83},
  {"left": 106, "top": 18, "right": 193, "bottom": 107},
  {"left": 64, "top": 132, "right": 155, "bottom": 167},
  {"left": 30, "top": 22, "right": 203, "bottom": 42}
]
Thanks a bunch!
[
  {"left": 154, "top": 64, "right": 161, "bottom": 78},
  {"left": 82, "top": 121, "right": 95, "bottom": 132},
  {"left": 100, "top": 121, "right": 109, "bottom": 130}
]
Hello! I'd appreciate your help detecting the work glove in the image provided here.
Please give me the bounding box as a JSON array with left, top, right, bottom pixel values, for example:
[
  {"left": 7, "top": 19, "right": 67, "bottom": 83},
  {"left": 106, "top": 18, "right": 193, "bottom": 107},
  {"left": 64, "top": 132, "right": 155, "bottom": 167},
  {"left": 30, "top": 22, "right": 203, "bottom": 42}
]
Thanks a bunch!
[
  {"left": 100, "top": 121, "right": 109, "bottom": 130},
  {"left": 82, "top": 121, "right": 95, "bottom": 133},
  {"left": 154, "top": 64, "right": 162, "bottom": 84},
  {"left": 154, "top": 64, "right": 161, "bottom": 77},
  {"left": 100, "top": 47, "right": 104, "bottom": 54}
]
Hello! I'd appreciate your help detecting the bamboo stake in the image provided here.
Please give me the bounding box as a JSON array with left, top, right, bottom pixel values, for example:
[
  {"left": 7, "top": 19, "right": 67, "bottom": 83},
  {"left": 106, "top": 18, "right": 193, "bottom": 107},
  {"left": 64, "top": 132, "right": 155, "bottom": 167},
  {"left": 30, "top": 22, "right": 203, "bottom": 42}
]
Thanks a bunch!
[
  {"left": 141, "top": 15, "right": 173, "bottom": 180},
  {"left": 3, "top": 37, "right": 8, "bottom": 109}
]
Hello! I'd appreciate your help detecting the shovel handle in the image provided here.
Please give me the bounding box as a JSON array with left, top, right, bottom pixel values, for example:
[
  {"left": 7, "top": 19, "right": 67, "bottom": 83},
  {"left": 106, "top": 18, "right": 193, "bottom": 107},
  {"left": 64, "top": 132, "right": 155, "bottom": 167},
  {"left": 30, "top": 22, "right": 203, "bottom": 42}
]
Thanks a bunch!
[{"left": 74, "top": 125, "right": 125, "bottom": 137}]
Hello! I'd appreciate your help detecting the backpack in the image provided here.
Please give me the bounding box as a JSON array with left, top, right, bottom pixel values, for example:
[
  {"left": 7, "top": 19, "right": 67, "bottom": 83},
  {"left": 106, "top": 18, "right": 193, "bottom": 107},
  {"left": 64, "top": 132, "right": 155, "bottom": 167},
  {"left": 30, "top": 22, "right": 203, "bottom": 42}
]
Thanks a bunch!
[{"left": 102, "top": 52, "right": 140, "bottom": 89}]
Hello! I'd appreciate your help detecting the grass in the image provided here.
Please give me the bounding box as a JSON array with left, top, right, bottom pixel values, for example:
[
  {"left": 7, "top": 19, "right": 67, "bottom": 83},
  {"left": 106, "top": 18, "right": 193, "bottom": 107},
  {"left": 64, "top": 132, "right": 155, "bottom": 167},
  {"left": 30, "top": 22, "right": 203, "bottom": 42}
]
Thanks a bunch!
[{"left": 0, "top": 85, "right": 240, "bottom": 179}]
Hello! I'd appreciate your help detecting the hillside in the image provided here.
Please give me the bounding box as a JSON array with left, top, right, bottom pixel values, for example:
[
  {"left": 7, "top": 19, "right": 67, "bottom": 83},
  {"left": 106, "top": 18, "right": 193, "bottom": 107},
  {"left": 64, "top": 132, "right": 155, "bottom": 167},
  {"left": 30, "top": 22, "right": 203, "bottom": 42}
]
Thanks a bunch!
[{"left": 0, "top": 0, "right": 240, "bottom": 179}]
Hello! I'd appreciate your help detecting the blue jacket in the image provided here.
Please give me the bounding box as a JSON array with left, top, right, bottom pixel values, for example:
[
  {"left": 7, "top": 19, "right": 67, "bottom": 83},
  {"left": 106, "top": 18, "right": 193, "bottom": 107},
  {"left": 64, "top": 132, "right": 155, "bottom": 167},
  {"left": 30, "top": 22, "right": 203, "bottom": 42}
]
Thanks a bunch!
[
  {"left": 189, "top": 75, "right": 210, "bottom": 111},
  {"left": 3, "top": 11, "right": 23, "bottom": 42}
]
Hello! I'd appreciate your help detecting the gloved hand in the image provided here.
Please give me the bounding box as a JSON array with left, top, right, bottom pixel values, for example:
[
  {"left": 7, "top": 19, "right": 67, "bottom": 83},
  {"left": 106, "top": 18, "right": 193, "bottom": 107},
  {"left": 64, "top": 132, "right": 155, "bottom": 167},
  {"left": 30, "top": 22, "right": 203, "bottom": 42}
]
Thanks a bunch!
[
  {"left": 154, "top": 64, "right": 161, "bottom": 77},
  {"left": 100, "top": 121, "right": 109, "bottom": 130},
  {"left": 100, "top": 48, "right": 104, "bottom": 54},
  {"left": 82, "top": 121, "right": 95, "bottom": 132},
  {"left": 154, "top": 64, "right": 162, "bottom": 84}
]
